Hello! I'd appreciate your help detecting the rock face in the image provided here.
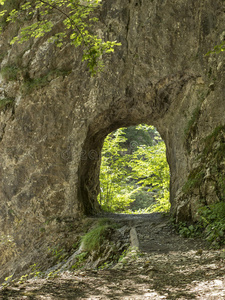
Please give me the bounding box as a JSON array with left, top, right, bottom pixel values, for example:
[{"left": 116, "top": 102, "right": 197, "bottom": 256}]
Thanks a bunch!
[{"left": 0, "top": 0, "right": 225, "bottom": 280}]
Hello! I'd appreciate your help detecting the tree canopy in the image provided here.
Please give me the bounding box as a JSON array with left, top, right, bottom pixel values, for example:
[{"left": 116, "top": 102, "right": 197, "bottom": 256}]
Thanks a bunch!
[
  {"left": 99, "top": 126, "right": 170, "bottom": 213},
  {"left": 0, "top": 0, "right": 121, "bottom": 74}
]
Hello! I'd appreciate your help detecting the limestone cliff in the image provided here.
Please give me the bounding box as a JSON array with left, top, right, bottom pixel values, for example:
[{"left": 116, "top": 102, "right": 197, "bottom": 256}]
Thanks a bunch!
[{"left": 0, "top": 0, "right": 225, "bottom": 281}]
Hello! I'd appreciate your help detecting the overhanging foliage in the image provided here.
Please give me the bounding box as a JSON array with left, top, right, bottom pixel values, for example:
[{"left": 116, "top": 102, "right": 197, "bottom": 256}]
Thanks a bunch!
[{"left": 0, "top": 0, "right": 121, "bottom": 75}]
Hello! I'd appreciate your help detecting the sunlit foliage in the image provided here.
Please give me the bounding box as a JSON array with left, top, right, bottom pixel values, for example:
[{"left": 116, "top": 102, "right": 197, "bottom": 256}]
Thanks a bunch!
[
  {"left": 0, "top": 0, "right": 121, "bottom": 74},
  {"left": 98, "top": 126, "right": 170, "bottom": 213}
]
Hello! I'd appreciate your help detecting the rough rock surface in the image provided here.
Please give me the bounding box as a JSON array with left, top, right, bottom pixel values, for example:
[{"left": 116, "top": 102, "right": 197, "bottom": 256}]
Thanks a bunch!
[{"left": 0, "top": 0, "right": 225, "bottom": 282}]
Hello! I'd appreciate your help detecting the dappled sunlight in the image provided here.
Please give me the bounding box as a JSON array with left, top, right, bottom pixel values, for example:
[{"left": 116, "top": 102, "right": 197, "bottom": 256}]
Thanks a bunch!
[
  {"left": 98, "top": 125, "right": 170, "bottom": 214},
  {"left": 1, "top": 212, "right": 225, "bottom": 299},
  {"left": 2, "top": 248, "right": 225, "bottom": 299}
]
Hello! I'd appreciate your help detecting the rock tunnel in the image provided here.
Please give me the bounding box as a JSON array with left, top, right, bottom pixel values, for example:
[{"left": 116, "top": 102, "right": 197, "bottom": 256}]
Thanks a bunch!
[
  {"left": 0, "top": 0, "right": 225, "bottom": 276},
  {"left": 77, "top": 73, "right": 192, "bottom": 216}
]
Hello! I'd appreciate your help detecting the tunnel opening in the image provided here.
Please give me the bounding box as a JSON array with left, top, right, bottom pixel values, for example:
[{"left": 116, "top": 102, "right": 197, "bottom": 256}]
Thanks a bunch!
[
  {"left": 78, "top": 122, "right": 171, "bottom": 216},
  {"left": 98, "top": 124, "right": 170, "bottom": 214},
  {"left": 76, "top": 73, "right": 192, "bottom": 217}
]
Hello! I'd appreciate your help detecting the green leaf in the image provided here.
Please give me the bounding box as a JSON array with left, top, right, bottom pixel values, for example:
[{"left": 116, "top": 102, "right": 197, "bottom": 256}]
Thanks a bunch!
[{"left": 1, "top": 0, "right": 120, "bottom": 74}]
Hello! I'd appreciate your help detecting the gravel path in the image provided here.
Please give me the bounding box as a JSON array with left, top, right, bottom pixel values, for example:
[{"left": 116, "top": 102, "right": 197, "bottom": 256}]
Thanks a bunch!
[{"left": 1, "top": 213, "right": 225, "bottom": 299}]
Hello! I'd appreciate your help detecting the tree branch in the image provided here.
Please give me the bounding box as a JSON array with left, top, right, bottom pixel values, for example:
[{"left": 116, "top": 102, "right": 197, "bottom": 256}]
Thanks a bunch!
[{"left": 39, "top": 0, "right": 89, "bottom": 45}]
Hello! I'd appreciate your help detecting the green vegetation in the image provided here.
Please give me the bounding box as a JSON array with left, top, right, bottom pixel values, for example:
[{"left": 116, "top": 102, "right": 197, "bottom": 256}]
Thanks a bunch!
[
  {"left": 175, "top": 222, "right": 202, "bottom": 239},
  {"left": 0, "top": 0, "right": 20, "bottom": 29},
  {"left": 99, "top": 125, "right": 170, "bottom": 213},
  {"left": 198, "top": 202, "right": 225, "bottom": 248},
  {"left": 183, "top": 125, "right": 225, "bottom": 197},
  {"left": 115, "top": 247, "right": 143, "bottom": 268},
  {"left": 0, "top": 65, "right": 20, "bottom": 81},
  {"left": 71, "top": 218, "right": 124, "bottom": 270},
  {"left": 206, "top": 40, "right": 225, "bottom": 56},
  {"left": 21, "top": 69, "right": 71, "bottom": 93},
  {"left": 1, "top": 275, "right": 13, "bottom": 289},
  {"left": 81, "top": 219, "right": 117, "bottom": 252},
  {"left": 180, "top": 125, "right": 225, "bottom": 249},
  {"left": 0, "top": 97, "right": 15, "bottom": 110},
  {"left": 0, "top": 64, "right": 71, "bottom": 93},
  {"left": 131, "top": 139, "right": 170, "bottom": 213},
  {"left": 71, "top": 252, "right": 88, "bottom": 270},
  {"left": 184, "top": 106, "right": 201, "bottom": 141},
  {"left": 0, "top": 0, "right": 121, "bottom": 75},
  {"left": 201, "top": 125, "right": 225, "bottom": 160},
  {"left": 0, "top": 260, "right": 60, "bottom": 289},
  {"left": 182, "top": 167, "right": 204, "bottom": 194},
  {"left": 99, "top": 128, "right": 135, "bottom": 212},
  {"left": 123, "top": 124, "right": 155, "bottom": 153},
  {"left": 48, "top": 246, "right": 69, "bottom": 263},
  {"left": 129, "top": 190, "right": 155, "bottom": 211},
  {"left": 0, "top": 263, "right": 43, "bottom": 289},
  {"left": 46, "top": 269, "right": 61, "bottom": 279},
  {"left": 175, "top": 201, "right": 225, "bottom": 249}
]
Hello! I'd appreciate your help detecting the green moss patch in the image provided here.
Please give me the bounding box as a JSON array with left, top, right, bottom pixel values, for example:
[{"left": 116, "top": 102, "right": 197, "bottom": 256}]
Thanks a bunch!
[
  {"left": 1, "top": 66, "right": 20, "bottom": 81},
  {"left": 182, "top": 167, "right": 205, "bottom": 194},
  {"left": 22, "top": 69, "right": 71, "bottom": 93},
  {"left": 0, "top": 97, "right": 15, "bottom": 110},
  {"left": 202, "top": 125, "right": 225, "bottom": 160},
  {"left": 182, "top": 126, "right": 225, "bottom": 199},
  {"left": 184, "top": 106, "right": 201, "bottom": 139}
]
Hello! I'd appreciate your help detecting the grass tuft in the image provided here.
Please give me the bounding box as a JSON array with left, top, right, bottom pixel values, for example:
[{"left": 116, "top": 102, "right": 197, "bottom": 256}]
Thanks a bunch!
[{"left": 81, "top": 219, "right": 117, "bottom": 252}]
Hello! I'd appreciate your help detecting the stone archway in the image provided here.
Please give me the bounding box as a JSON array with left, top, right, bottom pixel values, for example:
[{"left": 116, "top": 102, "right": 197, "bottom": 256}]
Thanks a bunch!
[
  {"left": 0, "top": 0, "right": 225, "bottom": 278},
  {"left": 77, "top": 73, "right": 193, "bottom": 216}
]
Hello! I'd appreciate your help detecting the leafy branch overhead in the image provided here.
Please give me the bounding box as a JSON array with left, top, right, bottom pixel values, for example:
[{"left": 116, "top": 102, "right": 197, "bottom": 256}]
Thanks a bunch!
[{"left": 0, "top": 0, "right": 121, "bottom": 74}]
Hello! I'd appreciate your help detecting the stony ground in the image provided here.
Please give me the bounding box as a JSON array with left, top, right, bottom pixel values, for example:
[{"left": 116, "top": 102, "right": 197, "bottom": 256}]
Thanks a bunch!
[{"left": 1, "top": 213, "right": 225, "bottom": 299}]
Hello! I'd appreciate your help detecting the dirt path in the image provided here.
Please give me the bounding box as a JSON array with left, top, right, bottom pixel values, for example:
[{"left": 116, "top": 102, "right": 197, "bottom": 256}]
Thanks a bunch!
[{"left": 1, "top": 213, "right": 225, "bottom": 299}]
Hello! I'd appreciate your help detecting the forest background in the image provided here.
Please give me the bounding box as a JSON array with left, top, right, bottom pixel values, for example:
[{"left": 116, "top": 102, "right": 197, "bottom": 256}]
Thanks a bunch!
[{"left": 98, "top": 125, "right": 170, "bottom": 214}]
